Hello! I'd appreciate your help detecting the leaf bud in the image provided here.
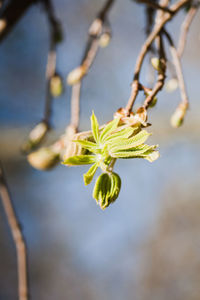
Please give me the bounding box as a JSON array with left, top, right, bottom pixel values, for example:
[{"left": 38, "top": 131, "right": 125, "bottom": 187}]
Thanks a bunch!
[
  {"left": 50, "top": 73, "right": 63, "bottom": 97},
  {"left": 99, "top": 32, "right": 111, "bottom": 48},
  {"left": 27, "top": 147, "right": 59, "bottom": 170},
  {"left": 21, "top": 122, "right": 49, "bottom": 154},
  {"left": 67, "top": 65, "right": 87, "bottom": 85},
  {"left": 170, "top": 103, "right": 188, "bottom": 128},
  {"left": 151, "top": 57, "right": 165, "bottom": 73}
]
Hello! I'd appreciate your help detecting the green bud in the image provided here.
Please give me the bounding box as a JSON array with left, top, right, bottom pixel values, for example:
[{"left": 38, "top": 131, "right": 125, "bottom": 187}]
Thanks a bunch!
[
  {"left": 151, "top": 57, "right": 165, "bottom": 73},
  {"left": 27, "top": 147, "right": 59, "bottom": 170},
  {"left": 170, "top": 104, "right": 187, "bottom": 128},
  {"left": 99, "top": 32, "right": 111, "bottom": 48},
  {"left": 67, "top": 65, "right": 87, "bottom": 85},
  {"left": 50, "top": 74, "right": 63, "bottom": 97},
  {"left": 21, "top": 122, "right": 49, "bottom": 153},
  {"left": 93, "top": 172, "right": 121, "bottom": 210},
  {"left": 148, "top": 96, "right": 157, "bottom": 108}
]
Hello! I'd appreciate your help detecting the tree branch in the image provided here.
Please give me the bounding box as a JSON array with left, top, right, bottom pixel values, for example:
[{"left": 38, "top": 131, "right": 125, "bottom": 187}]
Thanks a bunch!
[
  {"left": 177, "top": 4, "right": 199, "bottom": 57},
  {"left": 0, "top": 162, "right": 29, "bottom": 300},
  {"left": 125, "top": 0, "right": 190, "bottom": 114}
]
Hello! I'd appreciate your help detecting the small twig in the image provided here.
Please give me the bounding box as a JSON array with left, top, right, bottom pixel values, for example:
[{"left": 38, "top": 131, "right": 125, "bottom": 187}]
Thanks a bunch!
[
  {"left": 97, "top": 0, "right": 115, "bottom": 20},
  {"left": 164, "top": 29, "right": 189, "bottom": 107},
  {"left": 177, "top": 4, "right": 199, "bottom": 57},
  {"left": 70, "top": 82, "right": 81, "bottom": 131},
  {"left": 0, "top": 0, "right": 35, "bottom": 42},
  {"left": 143, "top": 34, "right": 166, "bottom": 109},
  {"left": 43, "top": 0, "right": 61, "bottom": 126},
  {"left": 68, "top": 0, "right": 115, "bottom": 131},
  {"left": 0, "top": 162, "right": 28, "bottom": 300},
  {"left": 137, "top": 0, "right": 172, "bottom": 13}
]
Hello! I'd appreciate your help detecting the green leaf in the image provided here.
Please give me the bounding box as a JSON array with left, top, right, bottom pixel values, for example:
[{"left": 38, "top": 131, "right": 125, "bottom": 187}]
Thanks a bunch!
[
  {"left": 73, "top": 139, "right": 97, "bottom": 152},
  {"left": 91, "top": 111, "right": 99, "bottom": 142},
  {"left": 63, "top": 155, "right": 97, "bottom": 166},
  {"left": 108, "top": 130, "right": 151, "bottom": 152},
  {"left": 99, "top": 117, "right": 120, "bottom": 143},
  {"left": 83, "top": 163, "right": 98, "bottom": 185},
  {"left": 105, "top": 126, "right": 136, "bottom": 143},
  {"left": 111, "top": 145, "right": 158, "bottom": 158}
]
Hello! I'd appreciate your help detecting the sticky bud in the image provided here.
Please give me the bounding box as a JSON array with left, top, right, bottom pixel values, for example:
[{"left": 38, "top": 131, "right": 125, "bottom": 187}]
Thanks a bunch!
[
  {"left": 151, "top": 57, "right": 165, "bottom": 73},
  {"left": 165, "top": 78, "right": 178, "bottom": 93},
  {"left": 27, "top": 147, "right": 59, "bottom": 170},
  {"left": 99, "top": 32, "right": 111, "bottom": 48},
  {"left": 67, "top": 65, "right": 87, "bottom": 85},
  {"left": 50, "top": 74, "right": 63, "bottom": 97},
  {"left": 21, "top": 122, "right": 49, "bottom": 153},
  {"left": 93, "top": 172, "right": 121, "bottom": 210},
  {"left": 170, "top": 104, "right": 187, "bottom": 128}
]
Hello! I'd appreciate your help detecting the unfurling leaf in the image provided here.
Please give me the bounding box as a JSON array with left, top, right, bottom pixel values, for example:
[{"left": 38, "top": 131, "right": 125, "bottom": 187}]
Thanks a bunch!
[
  {"left": 93, "top": 172, "right": 121, "bottom": 209},
  {"left": 84, "top": 163, "right": 98, "bottom": 185},
  {"left": 109, "top": 130, "right": 151, "bottom": 152},
  {"left": 91, "top": 111, "right": 99, "bottom": 142},
  {"left": 99, "top": 117, "right": 120, "bottom": 143},
  {"left": 63, "top": 155, "right": 96, "bottom": 166}
]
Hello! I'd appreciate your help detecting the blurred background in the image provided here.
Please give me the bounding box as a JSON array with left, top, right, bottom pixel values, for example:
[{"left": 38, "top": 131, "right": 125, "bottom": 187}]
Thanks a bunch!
[{"left": 0, "top": 0, "right": 200, "bottom": 299}]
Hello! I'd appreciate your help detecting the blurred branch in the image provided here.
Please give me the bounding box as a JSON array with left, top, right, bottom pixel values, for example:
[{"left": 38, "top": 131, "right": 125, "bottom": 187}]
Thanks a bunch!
[
  {"left": 0, "top": 162, "right": 29, "bottom": 300},
  {"left": 0, "top": 0, "right": 36, "bottom": 42},
  {"left": 67, "top": 0, "right": 115, "bottom": 133},
  {"left": 143, "top": 34, "right": 166, "bottom": 109},
  {"left": 177, "top": 3, "right": 199, "bottom": 57}
]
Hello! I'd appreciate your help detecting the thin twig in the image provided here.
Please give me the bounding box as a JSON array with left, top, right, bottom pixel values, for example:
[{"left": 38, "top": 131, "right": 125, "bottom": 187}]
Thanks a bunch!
[
  {"left": 143, "top": 34, "right": 166, "bottom": 109},
  {"left": 70, "top": 82, "right": 81, "bottom": 130},
  {"left": 164, "top": 29, "right": 189, "bottom": 107},
  {"left": 177, "top": 4, "right": 199, "bottom": 57},
  {"left": 0, "top": 162, "right": 28, "bottom": 300},
  {"left": 68, "top": 0, "right": 116, "bottom": 131},
  {"left": 0, "top": 0, "right": 35, "bottom": 42},
  {"left": 43, "top": 0, "right": 60, "bottom": 125},
  {"left": 137, "top": 0, "right": 172, "bottom": 13}
]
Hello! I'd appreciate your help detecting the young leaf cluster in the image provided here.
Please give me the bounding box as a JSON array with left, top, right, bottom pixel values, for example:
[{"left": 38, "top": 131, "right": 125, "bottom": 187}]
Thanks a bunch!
[{"left": 63, "top": 112, "right": 159, "bottom": 209}]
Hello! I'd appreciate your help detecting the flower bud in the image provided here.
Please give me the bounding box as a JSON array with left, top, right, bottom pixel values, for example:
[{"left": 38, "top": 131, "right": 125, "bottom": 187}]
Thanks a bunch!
[
  {"left": 99, "top": 32, "right": 111, "bottom": 48},
  {"left": 67, "top": 65, "right": 87, "bottom": 85},
  {"left": 21, "top": 122, "right": 49, "bottom": 153},
  {"left": 93, "top": 172, "right": 121, "bottom": 210},
  {"left": 50, "top": 74, "right": 63, "bottom": 97},
  {"left": 27, "top": 147, "right": 59, "bottom": 170},
  {"left": 151, "top": 57, "right": 165, "bottom": 73}
]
